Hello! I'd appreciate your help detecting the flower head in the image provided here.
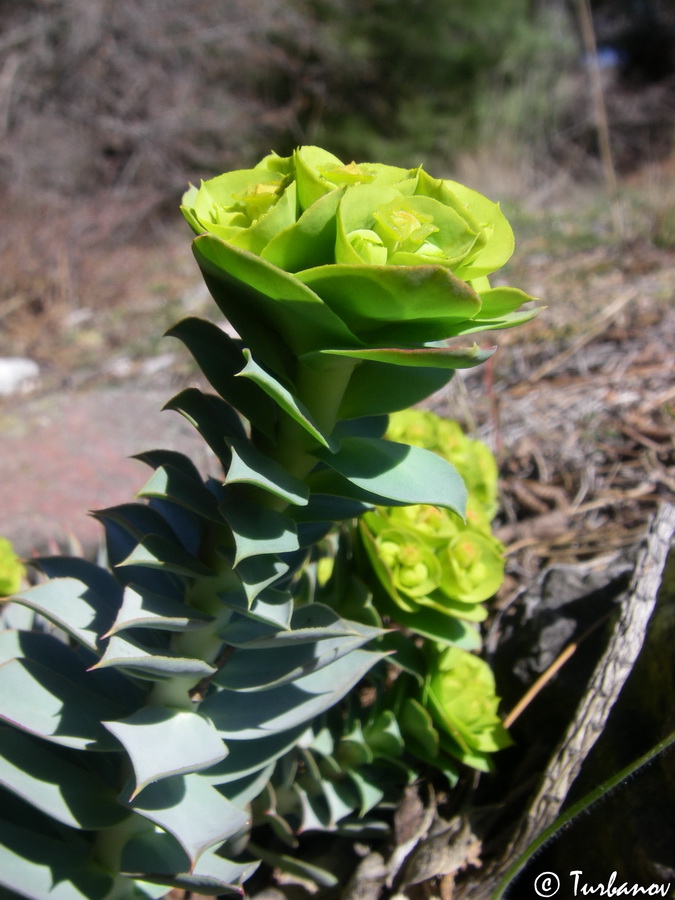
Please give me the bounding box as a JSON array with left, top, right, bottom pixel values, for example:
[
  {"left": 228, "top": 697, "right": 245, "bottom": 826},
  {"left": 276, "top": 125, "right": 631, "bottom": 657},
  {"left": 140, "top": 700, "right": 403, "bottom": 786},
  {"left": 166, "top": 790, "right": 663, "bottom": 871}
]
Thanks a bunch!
[
  {"left": 181, "top": 146, "right": 537, "bottom": 365},
  {"left": 425, "top": 647, "right": 511, "bottom": 769}
]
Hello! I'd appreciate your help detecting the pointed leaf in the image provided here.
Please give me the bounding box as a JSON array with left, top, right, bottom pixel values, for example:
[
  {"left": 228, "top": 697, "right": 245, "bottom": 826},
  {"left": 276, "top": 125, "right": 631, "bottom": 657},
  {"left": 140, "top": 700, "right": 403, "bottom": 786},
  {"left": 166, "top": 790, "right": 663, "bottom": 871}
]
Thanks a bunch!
[
  {"left": 9, "top": 578, "right": 113, "bottom": 653},
  {"left": 347, "top": 767, "right": 386, "bottom": 817},
  {"left": 220, "top": 495, "right": 299, "bottom": 565},
  {"left": 201, "top": 649, "right": 384, "bottom": 739},
  {"left": 223, "top": 603, "right": 380, "bottom": 649},
  {"left": 117, "top": 534, "right": 214, "bottom": 578},
  {"left": 248, "top": 841, "right": 338, "bottom": 888},
  {"left": 0, "top": 658, "right": 123, "bottom": 750},
  {"left": 103, "top": 707, "right": 227, "bottom": 796},
  {"left": 476, "top": 286, "right": 536, "bottom": 317},
  {"left": 445, "top": 306, "right": 539, "bottom": 337},
  {"left": 234, "top": 555, "right": 291, "bottom": 605},
  {"left": 214, "top": 627, "right": 378, "bottom": 691},
  {"left": 239, "top": 349, "right": 337, "bottom": 450},
  {"left": 216, "top": 762, "right": 275, "bottom": 807},
  {"left": 167, "top": 317, "right": 278, "bottom": 435},
  {"left": 0, "top": 727, "right": 126, "bottom": 829},
  {"left": 226, "top": 437, "right": 309, "bottom": 506},
  {"left": 128, "top": 773, "right": 250, "bottom": 866},
  {"left": 198, "top": 726, "right": 306, "bottom": 785},
  {"left": 220, "top": 587, "right": 293, "bottom": 631},
  {"left": 290, "top": 492, "right": 373, "bottom": 523},
  {"left": 122, "top": 830, "right": 257, "bottom": 894},
  {"left": 165, "top": 387, "right": 247, "bottom": 459},
  {"left": 373, "top": 589, "right": 482, "bottom": 649},
  {"left": 0, "top": 630, "right": 145, "bottom": 709},
  {"left": 93, "top": 634, "right": 216, "bottom": 680},
  {"left": 0, "top": 818, "right": 113, "bottom": 900},
  {"left": 31, "top": 556, "right": 122, "bottom": 609},
  {"left": 106, "top": 584, "right": 213, "bottom": 636},
  {"left": 93, "top": 509, "right": 183, "bottom": 599},
  {"left": 133, "top": 448, "right": 204, "bottom": 482},
  {"left": 137, "top": 465, "right": 222, "bottom": 523},
  {"left": 315, "top": 437, "right": 467, "bottom": 516}
]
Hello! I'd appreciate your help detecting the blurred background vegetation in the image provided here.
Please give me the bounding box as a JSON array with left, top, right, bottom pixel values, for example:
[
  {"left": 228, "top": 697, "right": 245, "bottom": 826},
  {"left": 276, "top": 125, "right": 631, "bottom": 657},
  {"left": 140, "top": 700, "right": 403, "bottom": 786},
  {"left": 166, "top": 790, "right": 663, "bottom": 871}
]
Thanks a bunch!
[
  {"left": 0, "top": 0, "right": 673, "bottom": 370},
  {"left": 2, "top": 0, "right": 674, "bottom": 199}
]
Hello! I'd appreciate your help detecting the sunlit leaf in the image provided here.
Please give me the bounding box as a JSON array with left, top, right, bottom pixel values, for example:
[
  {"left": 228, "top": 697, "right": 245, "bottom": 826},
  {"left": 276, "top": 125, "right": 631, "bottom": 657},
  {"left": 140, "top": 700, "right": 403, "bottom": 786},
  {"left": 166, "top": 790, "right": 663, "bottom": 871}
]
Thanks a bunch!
[{"left": 104, "top": 706, "right": 227, "bottom": 796}]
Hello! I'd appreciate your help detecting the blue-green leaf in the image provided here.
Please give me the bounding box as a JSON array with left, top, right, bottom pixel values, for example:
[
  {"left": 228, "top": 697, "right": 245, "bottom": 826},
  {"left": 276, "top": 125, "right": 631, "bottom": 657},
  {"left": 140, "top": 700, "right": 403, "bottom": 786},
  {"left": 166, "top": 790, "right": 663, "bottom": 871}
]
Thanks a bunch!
[
  {"left": 122, "top": 830, "right": 257, "bottom": 893},
  {"left": 164, "top": 387, "right": 246, "bottom": 460},
  {"left": 226, "top": 437, "right": 309, "bottom": 506},
  {"left": 0, "top": 658, "right": 122, "bottom": 750},
  {"left": 0, "top": 818, "right": 113, "bottom": 900},
  {"left": 198, "top": 726, "right": 306, "bottom": 785},
  {"left": 219, "top": 493, "right": 299, "bottom": 565},
  {"left": 133, "top": 448, "right": 204, "bottom": 482},
  {"left": 214, "top": 630, "right": 378, "bottom": 692},
  {"left": 248, "top": 841, "right": 339, "bottom": 888},
  {"left": 201, "top": 649, "right": 384, "bottom": 739},
  {"left": 0, "top": 727, "right": 126, "bottom": 829},
  {"left": 31, "top": 557, "right": 122, "bottom": 609},
  {"left": 137, "top": 465, "right": 223, "bottom": 523},
  {"left": 167, "top": 317, "right": 278, "bottom": 436},
  {"left": 8, "top": 578, "right": 113, "bottom": 653},
  {"left": 105, "top": 584, "right": 213, "bottom": 636},
  {"left": 233, "top": 555, "right": 291, "bottom": 605},
  {"left": 315, "top": 437, "right": 467, "bottom": 516},
  {"left": 239, "top": 349, "right": 338, "bottom": 450},
  {"left": 128, "top": 773, "right": 250, "bottom": 866},
  {"left": 216, "top": 761, "right": 275, "bottom": 808},
  {"left": 219, "top": 587, "right": 293, "bottom": 631},
  {"left": 93, "top": 634, "right": 216, "bottom": 680},
  {"left": 103, "top": 707, "right": 227, "bottom": 796},
  {"left": 0, "top": 630, "right": 144, "bottom": 709},
  {"left": 223, "top": 603, "right": 379, "bottom": 649},
  {"left": 117, "top": 534, "right": 214, "bottom": 578}
]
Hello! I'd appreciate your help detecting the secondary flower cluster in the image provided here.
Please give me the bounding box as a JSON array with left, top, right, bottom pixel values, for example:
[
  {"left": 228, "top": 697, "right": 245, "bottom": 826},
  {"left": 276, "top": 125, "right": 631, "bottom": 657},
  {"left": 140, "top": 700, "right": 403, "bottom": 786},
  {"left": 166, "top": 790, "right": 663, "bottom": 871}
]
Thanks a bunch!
[
  {"left": 361, "top": 409, "right": 504, "bottom": 625},
  {"left": 0, "top": 537, "right": 23, "bottom": 597}
]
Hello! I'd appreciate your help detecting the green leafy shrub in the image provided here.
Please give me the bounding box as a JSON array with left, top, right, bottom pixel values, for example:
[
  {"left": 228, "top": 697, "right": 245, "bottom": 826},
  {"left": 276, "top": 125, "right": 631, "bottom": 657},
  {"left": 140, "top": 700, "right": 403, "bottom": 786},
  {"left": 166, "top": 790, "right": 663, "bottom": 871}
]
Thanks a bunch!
[{"left": 0, "top": 145, "right": 534, "bottom": 898}]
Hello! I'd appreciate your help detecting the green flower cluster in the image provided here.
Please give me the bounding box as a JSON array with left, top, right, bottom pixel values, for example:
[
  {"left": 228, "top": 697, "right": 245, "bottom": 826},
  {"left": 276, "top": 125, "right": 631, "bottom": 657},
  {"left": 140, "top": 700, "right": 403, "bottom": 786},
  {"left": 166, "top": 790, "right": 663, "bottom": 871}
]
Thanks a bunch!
[
  {"left": 360, "top": 410, "right": 504, "bottom": 628},
  {"left": 403, "top": 646, "right": 511, "bottom": 772},
  {"left": 0, "top": 537, "right": 24, "bottom": 597},
  {"left": 181, "top": 145, "right": 535, "bottom": 372},
  {"left": 182, "top": 145, "right": 514, "bottom": 283}
]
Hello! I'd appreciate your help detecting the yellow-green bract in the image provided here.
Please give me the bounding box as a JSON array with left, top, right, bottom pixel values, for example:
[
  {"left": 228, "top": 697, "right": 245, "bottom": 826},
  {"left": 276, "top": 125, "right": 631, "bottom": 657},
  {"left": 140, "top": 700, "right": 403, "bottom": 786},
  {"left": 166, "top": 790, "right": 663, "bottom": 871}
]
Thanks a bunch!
[
  {"left": 181, "top": 146, "right": 537, "bottom": 362},
  {"left": 425, "top": 646, "right": 512, "bottom": 771},
  {"left": 0, "top": 537, "right": 24, "bottom": 597},
  {"left": 182, "top": 146, "right": 513, "bottom": 280}
]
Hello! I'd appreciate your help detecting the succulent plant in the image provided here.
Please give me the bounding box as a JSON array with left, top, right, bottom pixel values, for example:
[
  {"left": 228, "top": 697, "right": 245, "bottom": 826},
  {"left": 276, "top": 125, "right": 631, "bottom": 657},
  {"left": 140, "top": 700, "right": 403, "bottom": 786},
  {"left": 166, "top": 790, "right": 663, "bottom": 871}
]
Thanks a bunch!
[{"left": 0, "top": 146, "right": 534, "bottom": 898}]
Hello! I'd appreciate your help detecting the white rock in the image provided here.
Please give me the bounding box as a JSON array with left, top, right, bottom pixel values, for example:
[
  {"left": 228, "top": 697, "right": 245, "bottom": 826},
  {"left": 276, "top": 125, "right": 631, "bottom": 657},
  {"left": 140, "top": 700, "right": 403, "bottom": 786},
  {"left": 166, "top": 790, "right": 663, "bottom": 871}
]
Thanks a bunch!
[{"left": 0, "top": 358, "right": 40, "bottom": 396}]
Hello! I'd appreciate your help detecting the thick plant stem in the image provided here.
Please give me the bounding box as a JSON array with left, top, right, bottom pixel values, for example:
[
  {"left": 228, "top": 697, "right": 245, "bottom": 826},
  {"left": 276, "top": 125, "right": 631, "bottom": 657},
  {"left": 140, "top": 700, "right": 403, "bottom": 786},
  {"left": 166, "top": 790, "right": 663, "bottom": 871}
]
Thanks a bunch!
[{"left": 271, "top": 355, "right": 358, "bottom": 484}]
